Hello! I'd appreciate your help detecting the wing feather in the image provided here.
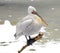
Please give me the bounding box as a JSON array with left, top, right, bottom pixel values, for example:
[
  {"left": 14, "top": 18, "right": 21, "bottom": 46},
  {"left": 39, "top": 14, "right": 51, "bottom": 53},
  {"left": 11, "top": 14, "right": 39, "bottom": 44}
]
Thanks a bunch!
[{"left": 16, "top": 19, "right": 33, "bottom": 35}]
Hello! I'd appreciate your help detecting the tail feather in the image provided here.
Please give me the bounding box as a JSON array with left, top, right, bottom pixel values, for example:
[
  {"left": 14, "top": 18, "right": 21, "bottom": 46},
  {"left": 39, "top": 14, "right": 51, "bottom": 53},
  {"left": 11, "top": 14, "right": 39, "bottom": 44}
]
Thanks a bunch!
[
  {"left": 14, "top": 33, "right": 16, "bottom": 37},
  {"left": 14, "top": 32, "right": 23, "bottom": 40},
  {"left": 14, "top": 33, "right": 18, "bottom": 39}
]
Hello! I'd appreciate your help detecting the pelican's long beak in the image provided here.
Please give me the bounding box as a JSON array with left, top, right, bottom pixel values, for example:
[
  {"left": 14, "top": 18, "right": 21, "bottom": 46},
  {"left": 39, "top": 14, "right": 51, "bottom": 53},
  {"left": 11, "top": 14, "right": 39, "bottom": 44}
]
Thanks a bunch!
[{"left": 32, "top": 11, "right": 48, "bottom": 27}]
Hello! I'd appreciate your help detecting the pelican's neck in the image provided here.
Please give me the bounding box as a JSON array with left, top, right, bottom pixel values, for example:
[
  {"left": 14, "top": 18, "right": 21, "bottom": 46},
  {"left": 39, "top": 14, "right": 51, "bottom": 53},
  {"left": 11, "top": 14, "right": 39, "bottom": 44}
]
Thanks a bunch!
[
  {"left": 29, "top": 14, "right": 36, "bottom": 19},
  {"left": 28, "top": 13, "right": 32, "bottom": 15},
  {"left": 29, "top": 14, "right": 41, "bottom": 24}
]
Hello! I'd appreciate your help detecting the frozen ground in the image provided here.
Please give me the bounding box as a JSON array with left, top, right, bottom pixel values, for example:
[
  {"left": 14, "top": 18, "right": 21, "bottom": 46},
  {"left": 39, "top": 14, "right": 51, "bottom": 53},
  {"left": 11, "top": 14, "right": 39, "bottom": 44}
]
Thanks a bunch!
[{"left": 0, "top": 20, "right": 60, "bottom": 53}]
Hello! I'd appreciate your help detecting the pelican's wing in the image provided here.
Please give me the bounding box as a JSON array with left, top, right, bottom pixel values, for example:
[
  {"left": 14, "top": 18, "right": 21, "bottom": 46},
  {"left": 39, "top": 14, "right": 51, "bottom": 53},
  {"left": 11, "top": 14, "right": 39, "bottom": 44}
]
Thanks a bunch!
[
  {"left": 16, "top": 15, "right": 30, "bottom": 25},
  {"left": 16, "top": 18, "right": 33, "bottom": 35}
]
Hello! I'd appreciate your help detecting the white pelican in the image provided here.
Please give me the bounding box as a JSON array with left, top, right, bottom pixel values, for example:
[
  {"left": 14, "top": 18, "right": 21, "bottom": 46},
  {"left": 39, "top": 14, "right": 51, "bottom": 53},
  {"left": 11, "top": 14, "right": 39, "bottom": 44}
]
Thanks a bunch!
[{"left": 14, "top": 6, "right": 48, "bottom": 43}]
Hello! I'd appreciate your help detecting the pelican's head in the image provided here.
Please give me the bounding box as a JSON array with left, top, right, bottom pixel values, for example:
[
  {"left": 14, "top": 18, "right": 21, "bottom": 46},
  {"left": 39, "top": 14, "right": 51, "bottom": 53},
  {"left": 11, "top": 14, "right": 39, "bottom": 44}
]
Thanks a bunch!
[
  {"left": 28, "top": 6, "right": 48, "bottom": 27},
  {"left": 28, "top": 6, "right": 36, "bottom": 14}
]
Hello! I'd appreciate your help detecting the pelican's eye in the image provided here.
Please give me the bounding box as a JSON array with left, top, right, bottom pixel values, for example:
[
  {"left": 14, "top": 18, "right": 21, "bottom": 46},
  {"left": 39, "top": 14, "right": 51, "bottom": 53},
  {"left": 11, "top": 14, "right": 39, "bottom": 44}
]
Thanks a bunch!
[{"left": 32, "top": 10, "right": 37, "bottom": 14}]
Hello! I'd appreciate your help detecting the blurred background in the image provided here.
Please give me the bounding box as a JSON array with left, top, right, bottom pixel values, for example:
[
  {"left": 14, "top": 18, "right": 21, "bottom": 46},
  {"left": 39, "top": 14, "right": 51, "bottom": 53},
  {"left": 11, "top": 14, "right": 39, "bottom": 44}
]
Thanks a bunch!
[{"left": 0, "top": 0, "right": 60, "bottom": 41}]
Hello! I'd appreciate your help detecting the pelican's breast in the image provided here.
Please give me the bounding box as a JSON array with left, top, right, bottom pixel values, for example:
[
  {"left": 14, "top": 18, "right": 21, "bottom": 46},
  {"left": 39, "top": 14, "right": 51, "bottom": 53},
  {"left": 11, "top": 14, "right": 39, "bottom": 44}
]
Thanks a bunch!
[{"left": 34, "top": 15, "right": 43, "bottom": 24}]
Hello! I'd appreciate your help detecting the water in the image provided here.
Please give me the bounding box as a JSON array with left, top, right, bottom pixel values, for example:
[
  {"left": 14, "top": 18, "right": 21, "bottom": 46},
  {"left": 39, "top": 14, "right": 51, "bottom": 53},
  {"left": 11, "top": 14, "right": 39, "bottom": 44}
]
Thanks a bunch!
[{"left": 0, "top": 0, "right": 60, "bottom": 53}]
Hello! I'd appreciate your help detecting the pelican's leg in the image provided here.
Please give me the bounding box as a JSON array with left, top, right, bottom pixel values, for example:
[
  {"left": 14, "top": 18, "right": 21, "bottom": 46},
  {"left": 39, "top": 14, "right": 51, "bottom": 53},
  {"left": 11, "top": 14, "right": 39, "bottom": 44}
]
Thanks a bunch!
[
  {"left": 29, "top": 36, "right": 31, "bottom": 39},
  {"left": 25, "top": 35, "right": 31, "bottom": 45},
  {"left": 27, "top": 36, "right": 35, "bottom": 46},
  {"left": 25, "top": 35, "right": 35, "bottom": 46},
  {"left": 25, "top": 35, "right": 28, "bottom": 40}
]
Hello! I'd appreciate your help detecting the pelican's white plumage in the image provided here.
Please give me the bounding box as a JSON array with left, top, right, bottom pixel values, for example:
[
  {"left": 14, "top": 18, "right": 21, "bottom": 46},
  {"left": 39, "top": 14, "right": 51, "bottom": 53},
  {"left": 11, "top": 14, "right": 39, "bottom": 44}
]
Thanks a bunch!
[{"left": 15, "top": 6, "right": 48, "bottom": 39}]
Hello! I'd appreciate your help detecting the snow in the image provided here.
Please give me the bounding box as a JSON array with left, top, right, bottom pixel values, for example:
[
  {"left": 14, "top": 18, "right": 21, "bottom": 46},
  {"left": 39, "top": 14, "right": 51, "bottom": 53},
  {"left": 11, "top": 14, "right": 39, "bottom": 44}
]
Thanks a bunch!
[{"left": 0, "top": 20, "right": 60, "bottom": 53}]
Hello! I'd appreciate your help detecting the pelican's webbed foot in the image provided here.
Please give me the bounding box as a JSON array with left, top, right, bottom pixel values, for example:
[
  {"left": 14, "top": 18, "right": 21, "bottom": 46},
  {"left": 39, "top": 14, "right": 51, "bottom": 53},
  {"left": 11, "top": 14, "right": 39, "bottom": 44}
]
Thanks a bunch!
[{"left": 27, "top": 38, "right": 35, "bottom": 46}]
